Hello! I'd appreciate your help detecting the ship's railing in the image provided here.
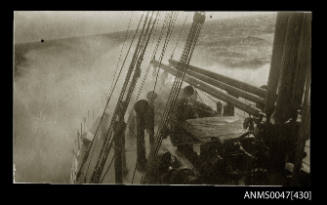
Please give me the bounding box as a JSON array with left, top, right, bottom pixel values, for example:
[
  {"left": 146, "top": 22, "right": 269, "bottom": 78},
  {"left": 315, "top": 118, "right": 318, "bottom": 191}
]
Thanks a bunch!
[{"left": 70, "top": 109, "right": 97, "bottom": 184}]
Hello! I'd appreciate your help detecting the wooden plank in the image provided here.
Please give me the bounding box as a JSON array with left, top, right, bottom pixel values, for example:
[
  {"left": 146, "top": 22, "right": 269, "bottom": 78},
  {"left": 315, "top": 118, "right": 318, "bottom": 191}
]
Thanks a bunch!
[
  {"left": 169, "top": 59, "right": 267, "bottom": 98},
  {"left": 151, "top": 61, "right": 263, "bottom": 117},
  {"left": 169, "top": 60, "right": 265, "bottom": 105}
]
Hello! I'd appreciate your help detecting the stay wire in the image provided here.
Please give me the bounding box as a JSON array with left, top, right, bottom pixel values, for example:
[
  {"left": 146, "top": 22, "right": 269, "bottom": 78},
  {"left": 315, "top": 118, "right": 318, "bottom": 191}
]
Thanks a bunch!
[
  {"left": 100, "top": 153, "right": 115, "bottom": 182},
  {"left": 155, "top": 14, "right": 180, "bottom": 117},
  {"left": 131, "top": 12, "right": 176, "bottom": 183},
  {"left": 82, "top": 13, "right": 146, "bottom": 181},
  {"left": 149, "top": 19, "right": 175, "bottom": 138},
  {"left": 152, "top": 12, "right": 177, "bottom": 93},
  {"left": 151, "top": 11, "right": 170, "bottom": 77},
  {"left": 153, "top": 18, "right": 203, "bottom": 157},
  {"left": 135, "top": 11, "right": 163, "bottom": 100},
  {"left": 101, "top": 12, "right": 158, "bottom": 183},
  {"left": 151, "top": 12, "right": 178, "bottom": 143},
  {"left": 126, "top": 11, "right": 163, "bottom": 139},
  {"left": 171, "top": 13, "right": 188, "bottom": 60},
  {"left": 121, "top": 11, "right": 155, "bottom": 107},
  {"left": 118, "top": 12, "right": 150, "bottom": 100},
  {"left": 110, "top": 14, "right": 134, "bottom": 97},
  {"left": 131, "top": 11, "right": 172, "bottom": 183},
  {"left": 151, "top": 12, "right": 180, "bottom": 157},
  {"left": 91, "top": 12, "right": 155, "bottom": 182},
  {"left": 76, "top": 12, "right": 137, "bottom": 181}
]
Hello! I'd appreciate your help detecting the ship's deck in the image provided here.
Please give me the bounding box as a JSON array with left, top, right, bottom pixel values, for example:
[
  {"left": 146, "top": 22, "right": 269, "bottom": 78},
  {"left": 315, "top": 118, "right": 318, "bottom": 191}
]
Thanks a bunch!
[{"left": 115, "top": 116, "right": 245, "bottom": 184}]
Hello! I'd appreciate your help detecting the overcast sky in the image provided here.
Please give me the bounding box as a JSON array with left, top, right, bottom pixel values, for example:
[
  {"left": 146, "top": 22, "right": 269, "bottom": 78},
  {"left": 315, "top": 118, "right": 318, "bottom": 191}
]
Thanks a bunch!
[{"left": 14, "top": 11, "right": 276, "bottom": 43}]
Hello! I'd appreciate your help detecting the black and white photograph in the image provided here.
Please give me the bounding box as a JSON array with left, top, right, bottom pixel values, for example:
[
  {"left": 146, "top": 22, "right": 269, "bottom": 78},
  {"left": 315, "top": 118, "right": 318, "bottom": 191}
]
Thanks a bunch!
[{"left": 13, "top": 11, "right": 311, "bottom": 186}]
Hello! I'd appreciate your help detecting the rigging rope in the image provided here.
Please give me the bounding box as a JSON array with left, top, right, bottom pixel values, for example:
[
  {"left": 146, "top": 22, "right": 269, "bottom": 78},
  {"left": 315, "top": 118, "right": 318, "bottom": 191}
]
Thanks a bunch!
[
  {"left": 170, "top": 14, "right": 188, "bottom": 60},
  {"left": 152, "top": 12, "right": 178, "bottom": 93},
  {"left": 125, "top": 12, "right": 164, "bottom": 142},
  {"left": 161, "top": 20, "right": 199, "bottom": 122},
  {"left": 152, "top": 11, "right": 171, "bottom": 77},
  {"left": 134, "top": 11, "right": 164, "bottom": 101},
  {"left": 89, "top": 12, "right": 151, "bottom": 182},
  {"left": 76, "top": 13, "right": 142, "bottom": 182},
  {"left": 79, "top": 13, "right": 146, "bottom": 182},
  {"left": 151, "top": 13, "right": 205, "bottom": 160},
  {"left": 102, "top": 12, "right": 160, "bottom": 183},
  {"left": 168, "top": 22, "right": 202, "bottom": 112},
  {"left": 133, "top": 13, "right": 183, "bottom": 183},
  {"left": 122, "top": 11, "right": 157, "bottom": 106},
  {"left": 100, "top": 153, "right": 115, "bottom": 182},
  {"left": 109, "top": 14, "right": 134, "bottom": 99},
  {"left": 91, "top": 11, "right": 160, "bottom": 183},
  {"left": 147, "top": 12, "right": 178, "bottom": 156},
  {"left": 131, "top": 11, "right": 176, "bottom": 183},
  {"left": 138, "top": 13, "right": 206, "bottom": 184}
]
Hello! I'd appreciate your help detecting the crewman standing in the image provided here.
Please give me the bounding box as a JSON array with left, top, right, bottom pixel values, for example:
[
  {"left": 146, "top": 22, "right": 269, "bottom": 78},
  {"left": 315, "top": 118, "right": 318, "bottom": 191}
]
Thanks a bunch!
[{"left": 134, "top": 91, "right": 157, "bottom": 171}]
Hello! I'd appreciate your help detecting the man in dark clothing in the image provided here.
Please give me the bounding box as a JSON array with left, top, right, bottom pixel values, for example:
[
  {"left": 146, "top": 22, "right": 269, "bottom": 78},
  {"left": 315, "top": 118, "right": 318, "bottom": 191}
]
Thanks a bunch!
[
  {"left": 170, "top": 86, "right": 199, "bottom": 166},
  {"left": 145, "top": 91, "right": 157, "bottom": 137},
  {"left": 175, "top": 86, "right": 199, "bottom": 122},
  {"left": 134, "top": 92, "right": 157, "bottom": 171}
]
